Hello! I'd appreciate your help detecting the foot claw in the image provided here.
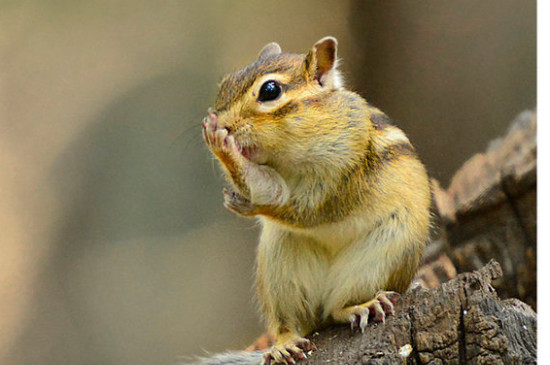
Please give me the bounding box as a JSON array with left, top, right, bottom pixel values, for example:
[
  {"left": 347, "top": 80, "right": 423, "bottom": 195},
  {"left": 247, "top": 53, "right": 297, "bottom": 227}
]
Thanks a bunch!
[
  {"left": 263, "top": 337, "right": 314, "bottom": 364},
  {"left": 297, "top": 338, "right": 315, "bottom": 351},
  {"left": 350, "top": 317, "right": 356, "bottom": 331},
  {"left": 378, "top": 294, "right": 395, "bottom": 314},
  {"left": 386, "top": 292, "right": 401, "bottom": 305},
  {"left": 360, "top": 312, "right": 369, "bottom": 333},
  {"left": 338, "top": 291, "right": 400, "bottom": 333},
  {"left": 371, "top": 301, "right": 386, "bottom": 323}
]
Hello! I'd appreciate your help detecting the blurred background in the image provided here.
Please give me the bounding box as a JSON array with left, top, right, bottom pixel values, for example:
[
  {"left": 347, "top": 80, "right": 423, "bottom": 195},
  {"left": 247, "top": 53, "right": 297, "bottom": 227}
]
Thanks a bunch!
[{"left": 1, "top": 1, "right": 535, "bottom": 364}]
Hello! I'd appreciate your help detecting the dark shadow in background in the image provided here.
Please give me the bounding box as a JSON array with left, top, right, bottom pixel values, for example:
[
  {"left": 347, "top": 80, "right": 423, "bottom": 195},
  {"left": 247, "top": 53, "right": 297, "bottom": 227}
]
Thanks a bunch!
[{"left": 349, "top": 0, "right": 536, "bottom": 184}]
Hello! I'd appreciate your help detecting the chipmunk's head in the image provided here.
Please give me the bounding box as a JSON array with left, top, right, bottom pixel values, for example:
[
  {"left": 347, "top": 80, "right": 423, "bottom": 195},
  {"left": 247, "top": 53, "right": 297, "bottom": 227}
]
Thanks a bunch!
[{"left": 210, "top": 37, "right": 368, "bottom": 171}]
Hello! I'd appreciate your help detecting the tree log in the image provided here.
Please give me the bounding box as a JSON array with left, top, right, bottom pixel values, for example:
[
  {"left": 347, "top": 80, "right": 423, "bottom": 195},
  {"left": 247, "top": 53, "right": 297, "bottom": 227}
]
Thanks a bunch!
[{"left": 301, "top": 260, "right": 536, "bottom": 364}]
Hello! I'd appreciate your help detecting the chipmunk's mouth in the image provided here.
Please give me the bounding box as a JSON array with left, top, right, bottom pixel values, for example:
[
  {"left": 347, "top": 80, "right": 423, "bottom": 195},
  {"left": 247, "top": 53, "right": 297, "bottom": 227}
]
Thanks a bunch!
[
  {"left": 233, "top": 137, "right": 268, "bottom": 165},
  {"left": 207, "top": 109, "right": 268, "bottom": 165},
  {"left": 240, "top": 145, "right": 257, "bottom": 161}
]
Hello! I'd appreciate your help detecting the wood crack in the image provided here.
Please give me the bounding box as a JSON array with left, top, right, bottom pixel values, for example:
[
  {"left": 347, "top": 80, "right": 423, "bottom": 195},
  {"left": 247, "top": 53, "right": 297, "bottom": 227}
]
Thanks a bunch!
[{"left": 408, "top": 307, "right": 422, "bottom": 365}]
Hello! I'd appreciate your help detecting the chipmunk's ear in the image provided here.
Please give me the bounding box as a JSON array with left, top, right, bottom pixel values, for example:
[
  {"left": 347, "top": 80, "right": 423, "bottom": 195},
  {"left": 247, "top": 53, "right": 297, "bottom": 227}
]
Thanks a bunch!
[
  {"left": 257, "top": 42, "right": 282, "bottom": 60},
  {"left": 304, "top": 36, "right": 342, "bottom": 88}
]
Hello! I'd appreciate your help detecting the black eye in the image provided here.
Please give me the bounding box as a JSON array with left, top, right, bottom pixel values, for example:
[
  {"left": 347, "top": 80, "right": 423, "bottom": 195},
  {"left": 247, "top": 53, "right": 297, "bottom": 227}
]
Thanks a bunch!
[{"left": 258, "top": 80, "right": 282, "bottom": 102}]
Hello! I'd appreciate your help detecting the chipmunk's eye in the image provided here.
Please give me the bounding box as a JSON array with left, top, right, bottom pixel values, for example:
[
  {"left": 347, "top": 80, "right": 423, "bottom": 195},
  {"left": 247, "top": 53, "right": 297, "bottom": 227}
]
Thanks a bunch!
[{"left": 258, "top": 80, "right": 282, "bottom": 102}]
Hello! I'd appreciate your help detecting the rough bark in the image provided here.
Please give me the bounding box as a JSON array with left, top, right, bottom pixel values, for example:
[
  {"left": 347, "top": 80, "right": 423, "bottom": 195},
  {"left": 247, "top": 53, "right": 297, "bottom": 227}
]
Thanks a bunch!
[
  {"left": 301, "top": 260, "right": 536, "bottom": 364},
  {"left": 419, "top": 110, "right": 536, "bottom": 309}
]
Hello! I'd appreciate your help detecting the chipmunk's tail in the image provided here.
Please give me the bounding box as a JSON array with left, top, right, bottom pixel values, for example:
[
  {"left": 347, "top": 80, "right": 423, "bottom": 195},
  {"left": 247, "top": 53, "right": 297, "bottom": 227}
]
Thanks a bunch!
[{"left": 177, "top": 350, "right": 265, "bottom": 365}]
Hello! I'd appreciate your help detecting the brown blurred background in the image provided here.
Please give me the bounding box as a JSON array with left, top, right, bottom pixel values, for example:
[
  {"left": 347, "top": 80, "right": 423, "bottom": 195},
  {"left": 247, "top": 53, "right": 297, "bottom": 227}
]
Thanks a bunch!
[{"left": 0, "top": 1, "right": 535, "bottom": 364}]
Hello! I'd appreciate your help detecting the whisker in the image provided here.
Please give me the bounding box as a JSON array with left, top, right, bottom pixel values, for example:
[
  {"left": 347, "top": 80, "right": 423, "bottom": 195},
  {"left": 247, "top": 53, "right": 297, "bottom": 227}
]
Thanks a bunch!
[{"left": 170, "top": 112, "right": 204, "bottom": 150}]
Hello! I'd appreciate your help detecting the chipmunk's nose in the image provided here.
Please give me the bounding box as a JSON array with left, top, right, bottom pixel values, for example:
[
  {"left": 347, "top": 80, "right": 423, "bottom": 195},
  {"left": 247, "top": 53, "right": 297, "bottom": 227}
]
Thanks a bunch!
[{"left": 209, "top": 108, "right": 235, "bottom": 133}]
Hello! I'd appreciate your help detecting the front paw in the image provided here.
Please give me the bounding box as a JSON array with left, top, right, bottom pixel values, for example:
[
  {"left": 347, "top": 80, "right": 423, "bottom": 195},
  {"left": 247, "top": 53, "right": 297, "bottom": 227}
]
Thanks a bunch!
[
  {"left": 201, "top": 111, "right": 241, "bottom": 162},
  {"left": 223, "top": 188, "right": 258, "bottom": 216}
]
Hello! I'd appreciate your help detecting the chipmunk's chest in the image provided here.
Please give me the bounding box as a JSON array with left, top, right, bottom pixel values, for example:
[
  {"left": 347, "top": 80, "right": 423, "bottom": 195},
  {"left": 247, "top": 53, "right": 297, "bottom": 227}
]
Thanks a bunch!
[{"left": 296, "top": 208, "right": 389, "bottom": 255}]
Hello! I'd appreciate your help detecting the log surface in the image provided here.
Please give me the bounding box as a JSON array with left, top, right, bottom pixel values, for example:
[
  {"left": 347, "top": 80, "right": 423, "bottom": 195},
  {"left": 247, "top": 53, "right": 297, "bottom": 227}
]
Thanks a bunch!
[{"left": 302, "top": 260, "right": 536, "bottom": 364}]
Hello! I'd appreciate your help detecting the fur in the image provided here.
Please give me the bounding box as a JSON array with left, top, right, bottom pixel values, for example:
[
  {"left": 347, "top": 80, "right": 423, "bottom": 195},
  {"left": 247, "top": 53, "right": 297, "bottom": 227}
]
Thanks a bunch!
[{"left": 179, "top": 351, "right": 264, "bottom": 365}]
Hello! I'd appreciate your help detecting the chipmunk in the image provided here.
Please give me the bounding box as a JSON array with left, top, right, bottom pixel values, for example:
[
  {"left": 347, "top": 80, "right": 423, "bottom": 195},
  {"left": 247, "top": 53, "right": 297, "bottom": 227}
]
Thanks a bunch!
[{"left": 199, "top": 37, "right": 431, "bottom": 364}]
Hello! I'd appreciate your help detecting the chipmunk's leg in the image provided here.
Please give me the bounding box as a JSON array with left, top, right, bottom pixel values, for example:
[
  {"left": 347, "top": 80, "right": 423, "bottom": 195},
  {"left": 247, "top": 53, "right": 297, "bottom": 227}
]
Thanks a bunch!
[
  {"left": 257, "top": 228, "right": 326, "bottom": 364},
  {"left": 331, "top": 291, "right": 401, "bottom": 332},
  {"left": 202, "top": 112, "right": 288, "bottom": 210}
]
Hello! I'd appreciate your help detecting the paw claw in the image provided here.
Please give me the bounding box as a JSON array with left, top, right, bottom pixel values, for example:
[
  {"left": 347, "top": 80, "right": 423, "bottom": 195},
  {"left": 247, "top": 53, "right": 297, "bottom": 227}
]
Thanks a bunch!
[
  {"left": 208, "top": 111, "right": 217, "bottom": 128},
  {"left": 223, "top": 188, "right": 256, "bottom": 216},
  {"left": 214, "top": 128, "right": 228, "bottom": 149}
]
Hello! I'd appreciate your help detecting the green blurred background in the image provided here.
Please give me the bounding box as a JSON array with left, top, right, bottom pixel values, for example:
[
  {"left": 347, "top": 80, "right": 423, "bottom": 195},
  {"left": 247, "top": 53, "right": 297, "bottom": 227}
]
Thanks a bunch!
[{"left": 1, "top": 1, "right": 535, "bottom": 364}]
